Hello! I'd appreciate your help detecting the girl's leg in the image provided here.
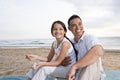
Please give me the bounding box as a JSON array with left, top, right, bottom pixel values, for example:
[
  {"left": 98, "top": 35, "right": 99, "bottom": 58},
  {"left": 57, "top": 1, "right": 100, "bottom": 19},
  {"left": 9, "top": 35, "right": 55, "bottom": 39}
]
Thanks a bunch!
[
  {"left": 26, "top": 68, "right": 39, "bottom": 79},
  {"left": 32, "top": 66, "right": 69, "bottom": 80}
]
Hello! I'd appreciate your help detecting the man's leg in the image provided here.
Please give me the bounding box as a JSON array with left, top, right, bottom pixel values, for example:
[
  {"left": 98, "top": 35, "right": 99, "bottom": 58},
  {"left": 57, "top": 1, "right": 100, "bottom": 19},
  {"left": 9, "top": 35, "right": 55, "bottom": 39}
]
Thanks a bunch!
[{"left": 78, "top": 60, "right": 101, "bottom": 80}]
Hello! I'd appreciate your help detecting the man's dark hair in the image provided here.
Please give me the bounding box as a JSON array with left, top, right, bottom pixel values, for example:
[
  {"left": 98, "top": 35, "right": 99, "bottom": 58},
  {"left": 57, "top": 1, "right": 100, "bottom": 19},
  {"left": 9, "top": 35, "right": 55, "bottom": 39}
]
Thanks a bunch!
[{"left": 68, "top": 14, "right": 82, "bottom": 26}]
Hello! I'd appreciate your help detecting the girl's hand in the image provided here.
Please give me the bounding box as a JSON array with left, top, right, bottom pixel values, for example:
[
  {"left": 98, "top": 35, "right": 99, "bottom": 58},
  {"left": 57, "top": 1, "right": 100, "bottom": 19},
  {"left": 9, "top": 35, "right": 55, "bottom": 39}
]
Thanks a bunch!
[
  {"left": 32, "top": 62, "right": 37, "bottom": 69},
  {"left": 32, "top": 62, "right": 44, "bottom": 69},
  {"left": 26, "top": 54, "right": 39, "bottom": 61}
]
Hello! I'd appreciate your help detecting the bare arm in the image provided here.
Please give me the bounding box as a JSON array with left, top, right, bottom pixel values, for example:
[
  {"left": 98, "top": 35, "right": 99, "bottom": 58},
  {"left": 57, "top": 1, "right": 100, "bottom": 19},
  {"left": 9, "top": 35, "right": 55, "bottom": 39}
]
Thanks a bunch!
[
  {"left": 73, "top": 45, "right": 103, "bottom": 69},
  {"left": 26, "top": 43, "right": 55, "bottom": 62},
  {"left": 37, "top": 41, "right": 70, "bottom": 67},
  {"left": 46, "top": 44, "right": 55, "bottom": 62},
  {"left": 67, "top": 45, "right": 104, "bottom": 79},
  {"left": 26, "top": 54, "right": 48, "bottom": 61}
]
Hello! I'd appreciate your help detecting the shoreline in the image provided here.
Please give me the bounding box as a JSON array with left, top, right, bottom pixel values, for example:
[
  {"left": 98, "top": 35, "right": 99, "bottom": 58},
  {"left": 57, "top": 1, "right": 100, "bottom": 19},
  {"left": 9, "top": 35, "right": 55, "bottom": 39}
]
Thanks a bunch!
[{"left": 0, "top": 47, "right": 120, "bottom": 76}]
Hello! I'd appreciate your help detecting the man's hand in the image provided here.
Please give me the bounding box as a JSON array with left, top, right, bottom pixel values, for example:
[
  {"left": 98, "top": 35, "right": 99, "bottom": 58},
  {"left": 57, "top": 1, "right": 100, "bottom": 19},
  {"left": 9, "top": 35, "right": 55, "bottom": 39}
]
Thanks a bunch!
[
  {"left": 61, "top": 56, "right": 71, "bottom": 66},
  {"left": 67, "top": 66, "right": 76, "bottom": 80}
]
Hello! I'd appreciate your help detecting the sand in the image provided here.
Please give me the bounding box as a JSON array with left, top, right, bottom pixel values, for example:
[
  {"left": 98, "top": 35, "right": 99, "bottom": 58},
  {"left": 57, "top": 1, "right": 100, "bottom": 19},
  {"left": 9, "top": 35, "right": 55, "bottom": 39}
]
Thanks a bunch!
[{"left": 0, "top": 47, "right": 120, "bottom": 76}]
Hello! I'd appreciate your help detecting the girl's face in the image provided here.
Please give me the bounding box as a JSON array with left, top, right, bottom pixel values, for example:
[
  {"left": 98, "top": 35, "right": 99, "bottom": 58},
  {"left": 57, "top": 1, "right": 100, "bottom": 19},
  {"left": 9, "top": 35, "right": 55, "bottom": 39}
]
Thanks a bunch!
[{"left": 52, "top": 23, "right": 65, "bottom": 39}]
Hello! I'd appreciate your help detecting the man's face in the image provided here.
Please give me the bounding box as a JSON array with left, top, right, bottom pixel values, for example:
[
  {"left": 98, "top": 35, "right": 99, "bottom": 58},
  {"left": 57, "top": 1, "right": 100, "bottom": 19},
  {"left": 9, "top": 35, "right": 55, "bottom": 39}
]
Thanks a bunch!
[{"left": 68, "top": 18, "right": 84, "bottom": 38}]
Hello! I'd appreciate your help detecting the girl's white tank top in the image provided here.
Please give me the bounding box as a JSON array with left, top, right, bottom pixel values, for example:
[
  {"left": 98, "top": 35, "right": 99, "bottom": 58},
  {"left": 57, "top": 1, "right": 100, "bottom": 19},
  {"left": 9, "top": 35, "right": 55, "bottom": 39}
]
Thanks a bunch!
[{"left": 53, "top": 38, "right": 76, "bottom": 66}]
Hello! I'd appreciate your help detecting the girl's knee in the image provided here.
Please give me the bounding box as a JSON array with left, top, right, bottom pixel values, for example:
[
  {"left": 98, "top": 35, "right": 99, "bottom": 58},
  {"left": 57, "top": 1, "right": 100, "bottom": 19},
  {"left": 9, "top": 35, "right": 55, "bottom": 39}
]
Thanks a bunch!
[{"left": 39, "top": 66, "right": 52, "bottom": 74}]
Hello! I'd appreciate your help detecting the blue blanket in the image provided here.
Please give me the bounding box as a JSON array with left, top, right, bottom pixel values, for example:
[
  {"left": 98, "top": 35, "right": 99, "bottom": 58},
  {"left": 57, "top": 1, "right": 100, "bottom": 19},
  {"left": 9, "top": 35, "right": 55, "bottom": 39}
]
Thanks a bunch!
[{"left": 0, "top": 70, "right": 120, "bottom": 80}]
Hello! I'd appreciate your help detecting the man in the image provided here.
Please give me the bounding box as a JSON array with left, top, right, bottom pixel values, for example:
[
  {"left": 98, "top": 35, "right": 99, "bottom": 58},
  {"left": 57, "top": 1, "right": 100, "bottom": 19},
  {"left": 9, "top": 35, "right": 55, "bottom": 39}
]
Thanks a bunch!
[{"left": 66, "top": 15, "right": 106, "bottom": 80}]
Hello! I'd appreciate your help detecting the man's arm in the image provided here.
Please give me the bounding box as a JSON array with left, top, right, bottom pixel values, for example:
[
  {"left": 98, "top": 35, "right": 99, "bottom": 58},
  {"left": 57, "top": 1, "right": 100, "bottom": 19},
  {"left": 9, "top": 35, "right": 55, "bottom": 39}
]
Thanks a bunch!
[
  {"left": 72, "top": 45, "right": 103, "bottom": 69},
  {"left": 66, "top": 45, "right": 104, "bottom": 79}
]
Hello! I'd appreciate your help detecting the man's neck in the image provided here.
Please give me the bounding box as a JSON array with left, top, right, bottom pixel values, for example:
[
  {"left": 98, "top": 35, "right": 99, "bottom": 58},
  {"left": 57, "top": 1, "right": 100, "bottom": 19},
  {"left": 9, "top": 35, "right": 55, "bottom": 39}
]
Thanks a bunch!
[{"left": 75, "top": 31, "right": 84, "bottom": 42}]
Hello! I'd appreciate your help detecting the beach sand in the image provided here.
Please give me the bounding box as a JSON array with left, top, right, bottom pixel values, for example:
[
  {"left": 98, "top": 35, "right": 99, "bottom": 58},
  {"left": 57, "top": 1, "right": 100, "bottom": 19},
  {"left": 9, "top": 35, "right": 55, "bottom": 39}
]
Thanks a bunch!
[{"left": 0, "top": 47, "right": 120, "bottom": 77}]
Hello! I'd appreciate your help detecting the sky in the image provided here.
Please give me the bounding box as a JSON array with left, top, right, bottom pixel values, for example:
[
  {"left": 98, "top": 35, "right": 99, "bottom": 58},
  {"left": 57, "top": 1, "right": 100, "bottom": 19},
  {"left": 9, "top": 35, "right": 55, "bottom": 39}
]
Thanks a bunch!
[{"left": 0, "top": 0, "right": 120, "bottom": 40}]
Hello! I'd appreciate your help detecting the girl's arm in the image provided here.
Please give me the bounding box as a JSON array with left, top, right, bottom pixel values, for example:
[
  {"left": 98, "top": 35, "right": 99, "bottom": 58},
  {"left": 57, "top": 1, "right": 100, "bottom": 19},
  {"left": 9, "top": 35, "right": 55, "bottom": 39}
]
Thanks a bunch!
[
  {"left": 26, "top": 43, "right": 55, "bottom": 62},
  {"left": 46, "top": 43, "right": 55, "bottom": 62},
  {"left": 37, "top": 41, "right": 70, "bottom": 67},
  {"left": 26, "top": 54, "right": 48, "bottom": 61}
]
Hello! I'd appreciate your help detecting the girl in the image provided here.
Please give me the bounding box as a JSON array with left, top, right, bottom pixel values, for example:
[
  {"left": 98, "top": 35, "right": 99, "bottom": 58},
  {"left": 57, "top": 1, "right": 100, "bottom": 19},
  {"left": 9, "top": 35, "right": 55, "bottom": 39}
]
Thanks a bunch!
[{"left": 26, "top": 20, "right": 77, "bottom": 80}]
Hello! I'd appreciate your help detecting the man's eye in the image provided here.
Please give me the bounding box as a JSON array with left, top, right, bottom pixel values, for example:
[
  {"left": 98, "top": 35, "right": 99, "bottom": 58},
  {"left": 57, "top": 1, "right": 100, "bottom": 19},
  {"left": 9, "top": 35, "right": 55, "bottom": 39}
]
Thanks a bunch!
[
  {"left": 70, "top": 25, "right": 76, "bottom": 27},
  {"left": 78, "top": 22, "right": 82, "bottom": 25}
]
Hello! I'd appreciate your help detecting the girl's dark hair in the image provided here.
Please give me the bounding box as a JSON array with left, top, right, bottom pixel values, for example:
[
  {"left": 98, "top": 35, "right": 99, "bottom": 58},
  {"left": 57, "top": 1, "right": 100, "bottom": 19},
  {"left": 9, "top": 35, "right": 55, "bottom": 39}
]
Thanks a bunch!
[
  {"left": 51, "top": 20, "right": 78, "bottom": 61},
  {"left": 68, "top": 14, "right": 82, "bottom": 26},
  {"left": 65, "top": 36, "right": 78, "bottom": 61},
  {"left": 51, "top": 20, "right": 67, "bottom": 36}
]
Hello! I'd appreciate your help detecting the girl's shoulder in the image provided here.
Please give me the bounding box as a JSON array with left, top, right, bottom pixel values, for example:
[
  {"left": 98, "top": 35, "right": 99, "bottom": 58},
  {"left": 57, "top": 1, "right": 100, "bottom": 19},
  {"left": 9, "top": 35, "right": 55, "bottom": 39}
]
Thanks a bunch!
[
  {"left": 62, "top": 38, "right": 70, "bottom": 43},
  {"left": 61, "top": 38, "right": 71, "bottom": 48}
]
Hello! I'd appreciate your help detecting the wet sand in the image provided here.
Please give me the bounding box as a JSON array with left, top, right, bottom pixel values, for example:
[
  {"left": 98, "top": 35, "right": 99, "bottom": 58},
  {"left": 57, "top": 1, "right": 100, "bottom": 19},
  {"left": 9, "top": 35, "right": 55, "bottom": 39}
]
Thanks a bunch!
[{"left": 0, "top": 47, "right": 120, "bottom": 76}]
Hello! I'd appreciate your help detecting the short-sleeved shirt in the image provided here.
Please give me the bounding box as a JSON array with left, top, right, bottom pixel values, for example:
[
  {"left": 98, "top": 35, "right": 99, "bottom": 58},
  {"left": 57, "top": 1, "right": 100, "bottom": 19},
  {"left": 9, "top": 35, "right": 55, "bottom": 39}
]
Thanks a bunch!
[
  {"left": 71, "top": 32, "right": 105, "bottom": 78},
  {"left": 71, "top": 32, "right": 101, "bottom": 59}
]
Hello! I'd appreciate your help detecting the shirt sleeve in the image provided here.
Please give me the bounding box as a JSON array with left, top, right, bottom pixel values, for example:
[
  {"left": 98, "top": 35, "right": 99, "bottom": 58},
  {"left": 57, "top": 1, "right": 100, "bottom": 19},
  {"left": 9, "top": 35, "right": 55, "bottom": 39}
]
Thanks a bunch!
[{"left": 85, "top": 35, "right": 102, "bottom": 50}]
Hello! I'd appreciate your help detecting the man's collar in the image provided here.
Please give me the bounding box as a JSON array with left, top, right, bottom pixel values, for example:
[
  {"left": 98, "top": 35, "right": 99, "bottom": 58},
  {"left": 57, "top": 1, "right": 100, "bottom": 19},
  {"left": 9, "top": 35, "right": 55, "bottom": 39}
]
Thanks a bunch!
[{"left": 72, "top": 31, "right": 86, "bottom": 43}]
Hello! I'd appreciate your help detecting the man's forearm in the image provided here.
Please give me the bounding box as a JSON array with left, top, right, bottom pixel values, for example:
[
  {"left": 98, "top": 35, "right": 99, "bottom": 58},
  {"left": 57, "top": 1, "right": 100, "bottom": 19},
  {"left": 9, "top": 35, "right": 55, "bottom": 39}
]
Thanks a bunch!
[{"left": 73, "top": 45, "right": 103, "bottom": 69}]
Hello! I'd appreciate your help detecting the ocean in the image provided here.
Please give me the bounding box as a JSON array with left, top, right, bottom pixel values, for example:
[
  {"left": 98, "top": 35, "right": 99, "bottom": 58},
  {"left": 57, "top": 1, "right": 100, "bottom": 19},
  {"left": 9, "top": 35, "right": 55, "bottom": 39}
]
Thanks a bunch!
[
  {"left": 98, "top": 37, "right": 120, "bottom": 50},
  {"left": 0, "top": 37, "right": 120, "bottom": 50},
  {"left": 0, "top": 37, "right": 120, "bottom": 80},
  {"left": 0, "top": 38, "right": 53, "bottom": 48}
]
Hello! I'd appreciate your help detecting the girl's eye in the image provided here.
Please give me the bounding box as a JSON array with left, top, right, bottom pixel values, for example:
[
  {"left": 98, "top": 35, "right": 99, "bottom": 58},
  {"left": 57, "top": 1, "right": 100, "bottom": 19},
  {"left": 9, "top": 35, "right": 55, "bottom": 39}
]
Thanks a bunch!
[
  {"left": 53, "top": 28, "right": 63, "bottom": 31},
  {"left": 60, "top": 28, "right": 63, "bottom": 30},
  {"left": 53, "top": 28, "right": 57, "bottom": 31}
]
